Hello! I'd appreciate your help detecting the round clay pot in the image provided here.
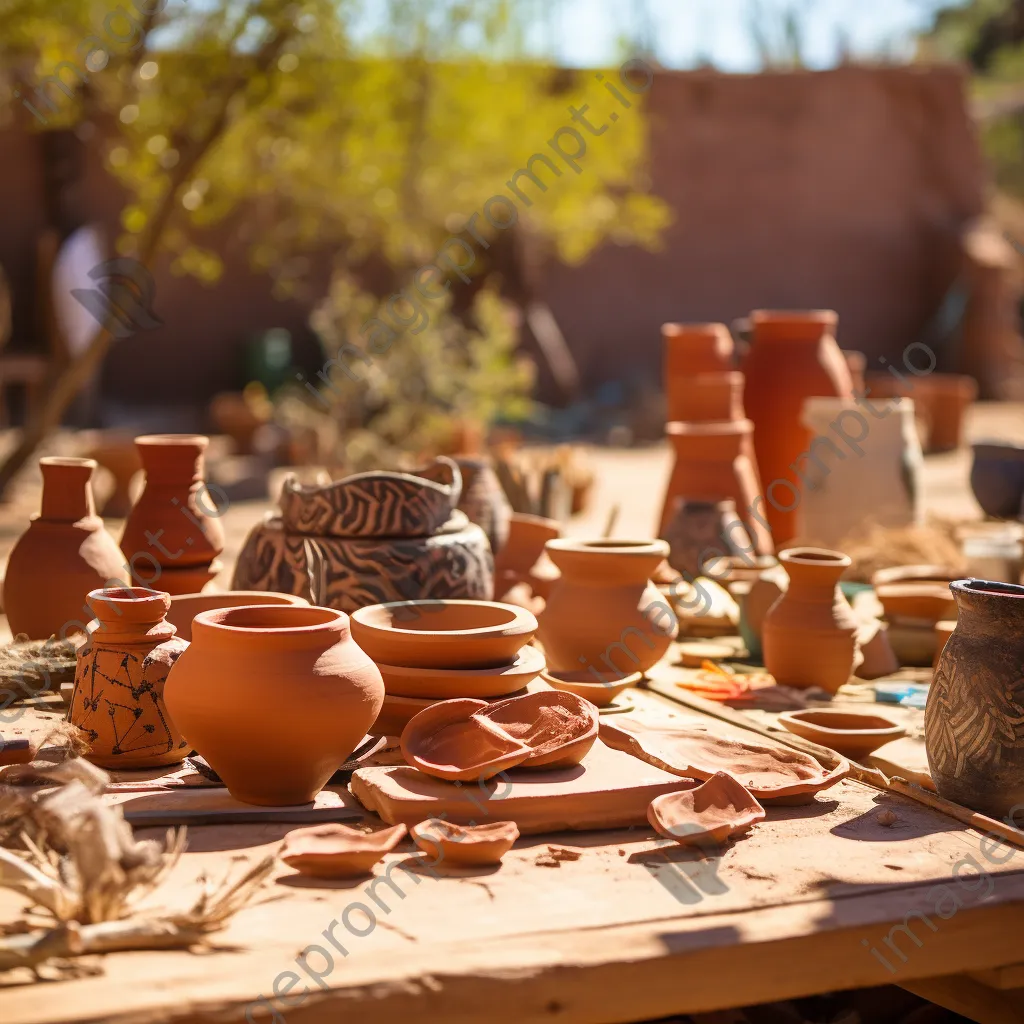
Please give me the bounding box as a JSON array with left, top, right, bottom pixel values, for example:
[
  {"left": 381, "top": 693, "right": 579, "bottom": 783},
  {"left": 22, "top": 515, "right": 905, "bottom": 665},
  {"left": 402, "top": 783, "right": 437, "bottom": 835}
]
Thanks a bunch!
[
  {"left": 121, "top": 435, "right": 225, "bottom": 571},
  {"left": 762, "top": 548, "right": 861, "bottom": 693},
  {"left": 68, "top": 587, "right": 189, "bottom": 768},
  {"left": 925, "top": 579, "right": 1024, "bottom": 817},
  {"left": 778, "top": 709, "right": 904, "bottom": 759},
  {"left": 537, "top": 539, "right": 678, "bottom": 674},
  {"left": 742, "top": 311, "right": 854, "bottom": 545},
  {"left": 667, "top": 371, "right": 745, "bottom": 423},
  {"left": 660, "top": 420, "right": 772, "bottom": 556},
  {"left": 167, "top": 590, "right": 309, "bottom": 642},
  {"left": 661, "top": 498, "right": 755, "bottom": 580},
  {"left": 455, "top": 456, "right": 512, "bottom": 555},
  {"left": 493, "top": 513, "right": 560, "bottom": 590},
  {"left": 164, "top": 604, "right": 384, "bottom": 805},
  {"left": 970, "top": 442, "right": 1024, "bottom": 520},
  {"left": 4, "top": 458, "right": 130, "bottom": 641}
]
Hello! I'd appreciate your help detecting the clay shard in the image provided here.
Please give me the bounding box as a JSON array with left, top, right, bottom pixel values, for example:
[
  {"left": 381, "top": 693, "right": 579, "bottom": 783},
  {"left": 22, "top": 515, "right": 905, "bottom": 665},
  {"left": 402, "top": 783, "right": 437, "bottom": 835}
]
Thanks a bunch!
[
  {"left": 410, "top": 818, "right": 519, "bottom": 866},
  {"left": 600, "top": 718, "right": 849, "bottom": 802},
  {"left": 648, "top": 772, "right": 765, "bottom": 846},
  {"left": 279, "top": 823, "right": 408, "bottom": 878},
  {"left": 478, "top": 690, "right": 599, "bottom": 769}
]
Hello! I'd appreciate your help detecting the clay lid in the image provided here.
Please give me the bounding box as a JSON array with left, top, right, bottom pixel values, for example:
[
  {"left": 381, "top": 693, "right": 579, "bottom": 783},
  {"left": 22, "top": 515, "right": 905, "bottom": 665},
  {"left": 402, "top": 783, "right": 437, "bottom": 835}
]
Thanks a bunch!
[
  {"left": 410, "top": 818, "right": 519, "bottom": 866},
  {"left": 648, "top": 772, "right": 765, "bottom": 846},
  {"left": 280, "top": 823, "right": 407, "bottom": 879}
]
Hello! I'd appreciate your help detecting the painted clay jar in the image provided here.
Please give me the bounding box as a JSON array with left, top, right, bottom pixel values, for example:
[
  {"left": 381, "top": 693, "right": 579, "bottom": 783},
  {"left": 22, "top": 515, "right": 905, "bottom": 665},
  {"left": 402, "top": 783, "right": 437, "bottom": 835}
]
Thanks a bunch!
[
  {"left": 663, "top": 322, "right": 735, "bottom": 419},
  {"left": 661, "top": 498, "right": 755, "bottom": 580},
  {"left": 454, "top": 456, "right": 512, "bottom": 555},
  {"left": 68, "top": 587, "right": 189, "bottom": 769},
  {"left": 762, "top": 548, "right": 861, "bottom": 694},
  {"left": 164, "top": 604, "right": 384, "bottom": 805},
  {"left": 120, "top": 435, "right": 225, "bottom": 594},
  {"left": 4, "top": 458, "right": 130, "bottom": 641},
  {"left": 971, "top": 442, "right": 1024, "bottom": 520},
  {"left": 166, "top": 590, "right": 309, "bottom": 642},
  {"left": 742, "top": 311, "right": 854, "bottom": 545},
  {"left": 668, "top": 371, "right": 745, "bottom": 423},
  {"left": 925, "top": 580, "right": 1024, "bottom": 818},
  {"left": 660, "top": 420, "right": 772, "bottom": 557},
  {"left": 537, "top": 539, "right": 678, "bottom": 674}
]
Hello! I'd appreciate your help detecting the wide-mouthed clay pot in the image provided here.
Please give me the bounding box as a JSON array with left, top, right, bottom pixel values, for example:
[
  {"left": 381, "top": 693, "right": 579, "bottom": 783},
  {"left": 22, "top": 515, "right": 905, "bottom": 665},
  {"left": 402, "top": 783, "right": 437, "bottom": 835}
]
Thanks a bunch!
[
  {"left": 378, "top": 643, "right": 546, "bottom": 700},
  {"left": 280, "top": 823, "right": 407, "bottom": 878},
  {"left": 742, "top": 310, "right": 854, "bottom": 545},
  {"left": 668, "top": 371, "right": 746, "bottom": 423},
  {"left": 876, "top": 582, "right": 958, "bottom": 624},
  {"left": 411, "top": 818, "right": 519, "bottom": 866},
  {"left": 351, "top": 600, "right": 537, "bottom": 669},
  {"left": 167, "top": 591, "right": 309, "bottom": 642},
  {"left": 970, "top": 442, "right": 1024, "bottom": 520},
  {"left": 164, "top": 604, "right": 384, "bottom": 805},
  {"left": 454, "top": 456, "right": 512, "bottom": 555},
  {"left": 662, "top": 323, "right": 735, "bottom": 418},
  {"left": 661, "top": 498, "right": 756, "bottom": 580},
  {"left": 778, "top": 709, "right": 905, "bottom": 759},
  {"left": 762, "top": 548, "right": 861, "bottom": 693},
  {"left": 925, "top": 579, "right": 1024, "bottom": 818},
  {"left": 68, "top": 587, "right": 189, "bottom": 768},
  {"left": 647, "top": 772, "right": 765, "bottom": 846},
  {"left": 540, "top": 668, "right": 642, "bottom": 708},
  {"left": 477, "top": 690, "right": 598, "bottom": 769},
  {"left": 537, "top": 539, "right": 678, "bottom": 674},
  {"left": 4, "top": 458, "right": 129, "bottom": 641}
]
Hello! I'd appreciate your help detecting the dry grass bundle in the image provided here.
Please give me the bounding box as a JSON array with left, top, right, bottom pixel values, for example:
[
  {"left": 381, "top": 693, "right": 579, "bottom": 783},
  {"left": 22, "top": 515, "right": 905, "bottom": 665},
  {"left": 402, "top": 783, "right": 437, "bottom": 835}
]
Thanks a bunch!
[{"left": 0, "top": 637, "right": 78, "bottom": 704}]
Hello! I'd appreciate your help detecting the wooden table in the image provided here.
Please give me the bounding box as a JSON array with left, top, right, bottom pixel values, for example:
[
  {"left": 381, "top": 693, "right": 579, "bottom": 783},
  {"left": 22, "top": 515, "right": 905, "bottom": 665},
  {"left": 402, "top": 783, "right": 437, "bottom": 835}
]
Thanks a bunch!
[{"left": 5, "top": 671, "right": 1024, "bottom": 1024}]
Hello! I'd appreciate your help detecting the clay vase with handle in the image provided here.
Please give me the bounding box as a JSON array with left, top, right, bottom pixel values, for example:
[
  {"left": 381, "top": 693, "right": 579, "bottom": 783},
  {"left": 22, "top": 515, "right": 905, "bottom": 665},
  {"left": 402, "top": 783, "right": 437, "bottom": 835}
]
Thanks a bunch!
[
  {"left": 537, "top": 539, "right": 678, "bottom": 675},
  {"left": 4, "top": 458, "right": 130, "bottom": 641},
  {"left": 68, "top": 587, "right": 189, "bottom": 768},
  {"left": 120, "top": 435, "right": 225, "bottom": 595},
  {"left": 762, "top": 548, "right": 861, "bottom": 694},
  {"left": 164, "top": 604, "right": 385, "bottom": 805},
  {"left": 925, "top": 580, "right": 1024, "bottom": 818},
  {"left": 742, "top": 311, "right": 854, "bottom": 545}
]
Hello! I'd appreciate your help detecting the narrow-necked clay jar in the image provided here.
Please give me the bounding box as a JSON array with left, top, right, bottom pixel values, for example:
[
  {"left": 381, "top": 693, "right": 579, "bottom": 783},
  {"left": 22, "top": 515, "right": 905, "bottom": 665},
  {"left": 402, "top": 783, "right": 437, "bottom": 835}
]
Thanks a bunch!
[
  {"left": 925, "top": 580, "right": 1024, "bottom": 818},
  {"left": 4, "top": 458, "right": 130, "bottom": 641},
  {"left": 537, "top": 539, "right": 678, "bottom": 674},
  {"left": 454, "top": 456, "right": 512, "bottom": 556},
  {"left": 164, "top": 604, "right": 384, "bottom": 805},
  {"left": 68, "top": 587, "right": 189, "bottom": 768},
  {"left": 742, "top": 311, "right": 854, "bottom": 545},
  {"left": 762, "top": 548, "right": 861, "bottom": 694}
]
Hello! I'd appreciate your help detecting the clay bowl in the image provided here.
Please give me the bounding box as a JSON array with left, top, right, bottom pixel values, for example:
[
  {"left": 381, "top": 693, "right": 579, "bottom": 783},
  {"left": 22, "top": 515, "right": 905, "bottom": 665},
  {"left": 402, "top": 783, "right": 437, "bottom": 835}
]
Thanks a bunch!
[
  {"left": 875, "top": 582, "right": 957, "bottom": 624},
  {"left": 379, "top": 644, "right": 546, "bottom": 700},
  {"left": 871, "top": 565, "right": 959, "bottom": 589},
  {"left": 478, "top": 690, "right": 599, "bottom": 769},
  {"left": 971, "top": 442, "right": 1024, "bottom": 520},
  {"left": 410, "top": 818, "right": 520, "bottom": 866},
  {"left": 351, "top": 600, "right": 538, "bottom": 669},
  {"left": 280, "top": 823, "right": 407, "bottom": 879},
  {"left": 167, "top": 591, "right": 309, "bottom": 642},
  {"left": 648, "top": 772, "right": 765, "bottom": 847},
  {"left": 778, "top": 709, "right": 905, "bottom": 760},
  {"left": 539, "top": 668, "right": 641, "bottom": 708}
]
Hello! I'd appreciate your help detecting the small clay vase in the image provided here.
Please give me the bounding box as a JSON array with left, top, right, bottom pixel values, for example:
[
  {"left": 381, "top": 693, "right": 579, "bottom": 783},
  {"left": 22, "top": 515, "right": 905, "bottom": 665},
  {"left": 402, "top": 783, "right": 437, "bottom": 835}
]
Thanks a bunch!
[
  {"left": 164, "top": 604, "right": 384, "bottom": 805},
  {"left": 925, "top": 580, "right": 1024, "bottom": 818},
  {"left": 742, "top": 311, "right": 854, "bottom": 545},
  {"left": 662, "top": 498, "right": 755, "bottom": 580},
  {"left": 455, "top": 456, "right": 512, "bottom": 556},
  {"left": 762, "top": 548, "right": 861, "bottom": 693},
  {"left": 68, "top": 587, "right": 189, "bottom": 768},
  {"left": 667, "top": 371, "right": 745, "bottom": 423},
  {"left": 537, "top": 539, "right": 678, "bottom": 674},
  {"left": 4, "top": 458, "right": 130, "bottom": 641},
  {"left": 120, "top": 435, "right": 225, "bottom": 592},
  {"left": 663, "top": 323, "right": 735, "bottom": 418}
]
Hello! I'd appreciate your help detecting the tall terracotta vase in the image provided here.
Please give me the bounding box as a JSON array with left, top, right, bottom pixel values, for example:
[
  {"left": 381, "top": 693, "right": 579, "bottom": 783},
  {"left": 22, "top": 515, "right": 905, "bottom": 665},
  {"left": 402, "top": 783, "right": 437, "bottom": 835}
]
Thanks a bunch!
[
  {"left": 68, "top": 587, "right": 189, "bottom": 768},
  {"left": 164, "top": 604, "right": 385, "bottom": 805},
  {"left": 537, "top": 539, "right": 678, "bottom": 674},
  {"left": 742, "top": 311, "right": 854, "bottom": 545},
  {"left": 660, "top": 420, "right": 772, "bottom": 556},
  {"left": 121, "top": 435, "right": 225, "bottom": 595},
  {"left": 925, "top": 580, "right": 1024, "bottom": 818},
  {"left": 455, "top": 456, "right": 512, "bottom": 556},
  {"left": 762, "top": 548, "right": 860, "bottom": 694},
  {"left": 4, "top": 458, "right": 129, "bottom": 641},
  {"left": 663, "top": 323, "right": 735, "bottom": 420}
]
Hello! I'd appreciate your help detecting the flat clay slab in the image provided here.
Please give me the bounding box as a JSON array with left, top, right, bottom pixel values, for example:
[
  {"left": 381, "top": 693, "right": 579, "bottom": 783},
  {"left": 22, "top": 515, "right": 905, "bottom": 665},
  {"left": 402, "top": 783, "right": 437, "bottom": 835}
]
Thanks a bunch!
[{"left": 350, "top": 738, "right": 695, "bottom": 834}]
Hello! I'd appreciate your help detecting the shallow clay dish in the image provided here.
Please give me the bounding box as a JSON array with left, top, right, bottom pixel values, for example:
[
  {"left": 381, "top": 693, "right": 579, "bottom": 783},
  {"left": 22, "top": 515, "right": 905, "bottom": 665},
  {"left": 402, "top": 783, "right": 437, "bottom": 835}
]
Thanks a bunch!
[
  {"left": 379, "top": 644, "right": 545, "bottom": 699},
  {"left": 876, "top": 582, "right": 957, "bottom": 624},
  {"left": 778, "top": 709, "right": 905, "bottom": 759},
  {"left": 871, "top": 565, "right": 959, "bottom": 589},
  {"left": 280, "top": 823, "right": 407, "bottom": 878},
  {"left": 167, "top": 591, "right": 308, "bottom": 642},
  {"left": 411, "top": 818, "right": 519, "bottom": 866},
  {"left": 351, "top": 600, "right": 537, "bottom": 669},
  {"left": 540, "top": 668, "right": 641, "bottom": 708},
  {"left": 599, "top": 718, "right": 849, "bottom": 803},
  {"left": 648, "top": 772, "right": 765, "bottom": 846},
  {"left": 478, "top": 690, "right": 599, "bottom": 769}
]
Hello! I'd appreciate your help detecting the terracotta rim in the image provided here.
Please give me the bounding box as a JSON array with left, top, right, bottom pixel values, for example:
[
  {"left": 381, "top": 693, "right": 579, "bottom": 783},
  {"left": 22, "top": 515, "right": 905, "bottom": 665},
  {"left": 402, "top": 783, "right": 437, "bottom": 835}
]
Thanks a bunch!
[
  {"left": 283, "top": 456, "right": 459, "bottom": 498},
  {"left": 135, "top": 434, "right": 209, "bottom": 448},
  {"left": 351, "top": 600, "right": 536, "bottom": 638},
  {"left": 40, "top": 456, "right": 97, "bottom": 469},
  {"left": 751, "top": 309, "right": 838, "bottom": 328},
  {"left": 665, "top": 419, "right": 753, "bottom": 437},
  {"left": 779, "top": 709, "right": 903, "bottom": 737},
  {"left": 88, "top": 586, "right": 169, "bottom": 606},
  {"left": 379, "top": 644, "right": 545, "bottom": 681},
  {"left": 778, "top": 547, "right": 852, "bottom": 569},
  {"left": 546, "top": 538, "right": 669, "bottom": 559},
  {"left": 541, "top": 668, "right": 643, "bottom": 687},
  {"left": 194, "top": 604, "right": 349, "bottom": 633},
  {"left": 953, "top": 578, "right": 1024, "bottom": 599},
  {"left": 661, "top": 322, "right": 729, "bottom": 337}
]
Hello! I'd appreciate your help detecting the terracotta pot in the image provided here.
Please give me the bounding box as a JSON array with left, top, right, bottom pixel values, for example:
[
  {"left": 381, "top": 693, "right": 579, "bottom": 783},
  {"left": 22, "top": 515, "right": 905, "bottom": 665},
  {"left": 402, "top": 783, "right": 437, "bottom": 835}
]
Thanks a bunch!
[
  {"left": 164, "top": 604, "right": 384, "bottom": 805},
  {"left": 68, "top": 587, "right": 189, "bottom": 768},
  {"left": 876, "top": 582, "right": 958, "bottom": 625},
  {"left": 661, "top": 498, "right": 755, "bottom": 580},
  {"left": 742, "top": 311, "right": 854, "bottom": 545},
  {"left": 762, "top": 548, "right": 861, "bottom": 693},
  {"left": 537, "top": 539, "right": 678, "bottom": 674},
  {"left": 167, "top": 590, "right": 309, "bottom": 642},
  {"left": 971, "top": 442, "right": 1024, "bottom": 520},
  {"left": 121, "top": 435, "right": 225, "bottom": 572},
  {"left": 865, "top": 373, "right": 978, "bottom": 454},
  {"left": 660, "top": 420, "right": 772, "bottom": 556},
  {"left": 4, "top": 458, "right": 130, "bottom": 641},
  {"left": 926, "top": 580, "right": 1024, "bottom": 817},
  {"left": 455, "top": 456, "right": 512, "bottom": 555},
  {"left": 663, "top": 323, "right": 735, "bottom": 418},
  {"left": 493, "top": 513, "right": 560, "bottom": 590},
  {"left": 667, "top": 371, "right": 745, "bottom": 423}
]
